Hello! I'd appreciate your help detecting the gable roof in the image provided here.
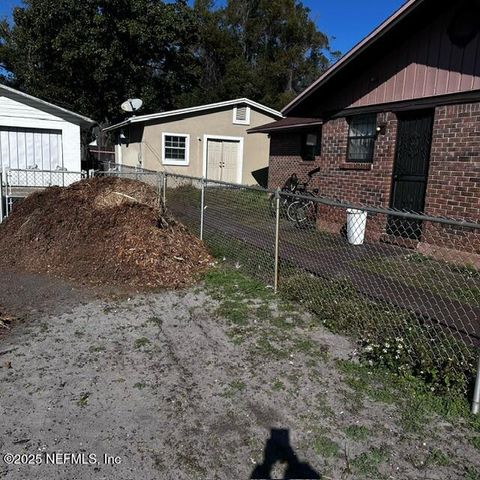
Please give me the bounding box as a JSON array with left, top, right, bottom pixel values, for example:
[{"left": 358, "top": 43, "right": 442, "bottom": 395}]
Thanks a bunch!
[
  {"left": 0, "top": 83, "right": 96, "bottom": 127},
  {"left": 282, "top": 0, "right": 425, "bottom": 115},
  {"left": 103, "top": 98, "right": 283, "bottom": 132}
]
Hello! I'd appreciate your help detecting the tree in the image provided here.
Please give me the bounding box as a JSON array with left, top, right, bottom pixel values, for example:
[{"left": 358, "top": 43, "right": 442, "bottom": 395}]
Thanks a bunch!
[
  {"left": 0, "top": 0, "right": 199, "bottom": 123},
  {"left": 181, "top": 0, "right": 339, "bottom": 111}
]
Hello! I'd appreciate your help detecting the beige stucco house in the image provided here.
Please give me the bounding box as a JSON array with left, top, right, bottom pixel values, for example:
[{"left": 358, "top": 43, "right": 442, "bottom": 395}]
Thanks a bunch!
[{"left": 104, "top": 99, "right": 282, "bottom": 185}]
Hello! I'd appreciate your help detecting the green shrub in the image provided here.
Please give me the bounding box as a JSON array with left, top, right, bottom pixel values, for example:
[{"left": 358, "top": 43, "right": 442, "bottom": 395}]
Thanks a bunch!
[{"left": 281, "top": 273, "right": 477, "bottom": 396}]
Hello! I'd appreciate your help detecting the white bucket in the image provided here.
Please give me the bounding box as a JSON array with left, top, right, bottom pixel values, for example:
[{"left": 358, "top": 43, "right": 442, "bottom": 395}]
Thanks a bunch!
[{"left": 346, "top": 209, "right": 368, "bottom": 245}]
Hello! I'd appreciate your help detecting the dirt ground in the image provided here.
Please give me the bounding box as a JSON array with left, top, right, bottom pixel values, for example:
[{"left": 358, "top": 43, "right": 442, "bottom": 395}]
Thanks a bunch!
[{"left": 1, "top": 268, "right": 480, "bottom": 480}]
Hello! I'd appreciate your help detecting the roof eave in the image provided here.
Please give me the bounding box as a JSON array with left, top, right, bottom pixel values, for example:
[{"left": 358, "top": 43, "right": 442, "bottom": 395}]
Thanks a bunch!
[
  {"left": 248, "top": 121, "right": 323, "bottom": 134},
  {"left": 282, "top": 0, "right": 425, "bottom": 115},
  {"left": 102, "top": 98, "right": 283, "bottom": 132},
  {"left": 0, "top": 84, "right": 96, "bottom": 126}
]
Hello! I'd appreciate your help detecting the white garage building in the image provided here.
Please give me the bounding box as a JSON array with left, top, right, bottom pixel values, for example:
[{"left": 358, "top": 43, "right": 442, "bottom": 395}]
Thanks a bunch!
[{"left": 0, "top": 84, "right": 95, "bottom": 183}]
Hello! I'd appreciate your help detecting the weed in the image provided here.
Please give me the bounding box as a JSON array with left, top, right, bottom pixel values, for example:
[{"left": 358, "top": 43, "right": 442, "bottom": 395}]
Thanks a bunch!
[
  {"left": 472, "top": 436, "right": 480, "bottom": 450},
  {"left": 255, "top": 337, "right": 289, "bottom": 360},
  {"left": 281, "top": 273, "right": 477, "bottom": 396},
  {"left": 272, "top": 379, "right": 285, "bottom": 391},
  {"left": 313, "top": 435, "right": 339, "bottom": 458},
  {"left": 77, "top": 392, "right": 90, "bottom": 408},
  {"left": 217, "top": 300, "right": 249, "bottom": 326},
  {"left": 351, "top": 446, "right": 390, "bottom": 477},
  {"left": 134, "top": 337, "right": 151, "bottom": 349},
  {"left": 344, "top": 425, "right": 370, "bottom": 441},
  {"left": 223, "top": 380, "right": 246, "bottom": 398},
  {"left": 148, "top": 316, "right": 163, "bottom": 328},
  {"left": 133, "top": 382, "right": 146, "bottom": 390},
  {"left": 426, "top": 448, "right": 451, "bottom": 467},
  {"left": 336, "top": 360, "right": 479, "bottom": 433},
  {"left": 466, "top": 467, "right": 480, "bottom": 480}
]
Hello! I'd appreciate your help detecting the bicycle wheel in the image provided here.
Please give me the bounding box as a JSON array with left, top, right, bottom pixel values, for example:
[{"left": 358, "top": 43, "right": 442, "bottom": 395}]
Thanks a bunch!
[
  {"left": 286, "top": 200, "right": 301, "bottom": 222},
  {"left": 295, "top": 201, "right": 317, "bottom": 228}
]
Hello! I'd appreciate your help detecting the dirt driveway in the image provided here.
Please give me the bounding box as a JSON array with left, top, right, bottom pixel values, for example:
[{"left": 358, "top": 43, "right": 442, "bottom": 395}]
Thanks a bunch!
[{"left": 0, "top": 268, "right": 479, "bottom": 480}]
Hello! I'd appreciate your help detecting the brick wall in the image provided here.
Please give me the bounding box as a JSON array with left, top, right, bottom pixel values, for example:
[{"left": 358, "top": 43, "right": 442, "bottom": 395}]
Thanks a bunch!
[
  {"left": 425, "top": 103, "right": 480, "bottom": 221},
  {"left": 422, "top": 102, "right": 480, "bottom": 254},
  {"left": 268, "top": 104, "right": 480, "bottom": 253},
  {"left": 268, "top": 112, "right": 398, "bottom": 239},
  {"left": 269, "top": 112, "right": 397, "bottom": 205}
]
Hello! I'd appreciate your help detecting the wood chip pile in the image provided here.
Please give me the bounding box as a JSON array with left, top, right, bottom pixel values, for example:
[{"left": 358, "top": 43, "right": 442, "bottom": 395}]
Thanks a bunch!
[{"left": 0, "top": 177, "right": 212, "bottom": 289}]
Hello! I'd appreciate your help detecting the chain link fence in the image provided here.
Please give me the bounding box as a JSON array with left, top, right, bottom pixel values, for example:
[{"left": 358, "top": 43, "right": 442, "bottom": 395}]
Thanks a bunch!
[
  {"left": 2, "top": 168, "right": 86, "bottom": 217},
  {"left": 161, "top": 172, "right": 480, "bottom": 412},
  {"left": 5, "top": 166, "right": 478, "bottom": 411}
]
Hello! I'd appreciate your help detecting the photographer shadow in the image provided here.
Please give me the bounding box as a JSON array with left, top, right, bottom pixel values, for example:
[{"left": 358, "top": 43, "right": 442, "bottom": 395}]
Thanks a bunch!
[{"left": 251, "top": 429, "right": 321, "bottom": 480}]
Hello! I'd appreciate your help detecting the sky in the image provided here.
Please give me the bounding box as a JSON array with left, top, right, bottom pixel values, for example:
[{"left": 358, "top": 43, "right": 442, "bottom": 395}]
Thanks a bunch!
[{"left": 0, "top": 0, "right": 407, "bottom": 56}]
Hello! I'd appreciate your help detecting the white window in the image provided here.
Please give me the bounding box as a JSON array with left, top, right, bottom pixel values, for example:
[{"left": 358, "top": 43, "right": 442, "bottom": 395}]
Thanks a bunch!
[
  {"left": 233, "top": 105, "right": 251, "bottom": 125},
  {"left": 162, "top": 133, "right": 190, "bottom": 166}
]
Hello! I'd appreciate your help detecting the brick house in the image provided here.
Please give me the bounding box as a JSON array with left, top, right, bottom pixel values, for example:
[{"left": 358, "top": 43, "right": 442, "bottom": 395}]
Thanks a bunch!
[{"left": 249, "top": 0, "right": 480, "bottom": 255}]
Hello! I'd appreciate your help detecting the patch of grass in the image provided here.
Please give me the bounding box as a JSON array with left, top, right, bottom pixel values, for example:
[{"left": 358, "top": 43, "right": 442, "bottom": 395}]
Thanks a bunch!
[
  {"left": 281, "top": 272, "right": 477, "bottom": 397},
  {"left": 217, "top": 299, "right": 249, "bottom": 326},
  {"left": 293, "top": 338, "right": 329, "bottom": 360},
  {"left": 77, "top": 392, "right": 90, "bottom": 408},
  {"left": 255, "top": 337, "right": 289, "bottom": 360},
  {"left": 351, "top": 446, "right": 390, "bottom": 477},
  {"left": 147, "top": 316, "right": 163, "bottom": 328},
  {"left": 134, "top": 337, "right": 151, "bottom": 349},
  {"left": 223, "top": 380, "right": 246, "bottom": 398},
  {"left": 426, "top": 448, "right": 451, "bottom": 467},
  {"left": 272, "top": 379, "right": 286, "bottom": 391},
  {"left": 255, "top": 304, "right": 272, "bottom": 321},
  {"left": 271, "top": 315, "right": 296, "bottom": 331},
  {"left": 316, "top": 395, "right": 335, "bottom": 419},
  {"left": 472, "top": 436, "right": 480, "bottom": 450},
  {"left": 344, "top": 425, "right": 370, "bottom": 441},
  {"left": 133, "top": 382, "right": 147, "bottom": 390},
  {"left": 466, "top": 467, "right": 480, "bottom": 480},
  {"left": 337, "top": 360, "right": 480, "bottom": 434},
  {"left": 313, "top": 435, "right": 339, "bottom": 458},
  {"left": 354, "top": 253, "right": 480, "bottom": 306},
  {"left": 203, "top": 268, "right": 271, "bottom": 301}
]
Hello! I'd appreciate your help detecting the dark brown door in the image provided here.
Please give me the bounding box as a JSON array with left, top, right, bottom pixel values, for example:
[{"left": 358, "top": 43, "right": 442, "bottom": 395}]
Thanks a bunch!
[{"left": 388, "top": 111, "right": 434, "bottom": 239}]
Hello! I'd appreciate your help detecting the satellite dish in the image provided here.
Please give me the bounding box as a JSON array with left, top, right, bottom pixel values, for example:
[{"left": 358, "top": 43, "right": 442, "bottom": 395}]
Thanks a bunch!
[{"left": 121, "top": 98, "right": 143, "bottom": 113}]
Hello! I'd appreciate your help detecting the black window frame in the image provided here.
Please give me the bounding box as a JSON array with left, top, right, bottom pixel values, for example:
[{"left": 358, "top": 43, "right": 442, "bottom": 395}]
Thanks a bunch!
[
  {"left": 346, "top": 114, "right": 377, "bottom": 163},
  {"left": 301, "top": 129, "right": 321, "bottom": 162}
]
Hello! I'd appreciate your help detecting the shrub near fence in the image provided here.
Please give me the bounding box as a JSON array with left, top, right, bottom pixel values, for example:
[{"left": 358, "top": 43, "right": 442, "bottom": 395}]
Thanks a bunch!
[{"left": 107, "top": 170, "right": 480, "bottom": 410}]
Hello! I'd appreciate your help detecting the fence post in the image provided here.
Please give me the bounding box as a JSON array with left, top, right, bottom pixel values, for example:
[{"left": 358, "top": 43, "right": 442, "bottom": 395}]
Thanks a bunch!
[
  {"left": 162, "top": 172, "right": 167, "bottom": 207},
  {"left": 473, "top": 353, "right": 480, "bottom": 414},
  {"left": 274, "top": 188, "right": 281, "bottom": 294},
  {"left": 157, "top": 173, "right": 163, "bottom": 204},
  {"left": 200, "top": 177, "right": 206, "bottom": 241},
  {"left": 0, "top": 172, "right": 3, "bottom": 223}
]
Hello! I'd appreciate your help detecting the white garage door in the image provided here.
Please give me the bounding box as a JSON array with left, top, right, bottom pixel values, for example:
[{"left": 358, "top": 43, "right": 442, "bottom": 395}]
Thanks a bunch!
[
  {"left": 0, "top": 127, "right": 63, "bottom": 171},
  {"left": 206, "top": 139, "right": 240, "bottom": 183}
]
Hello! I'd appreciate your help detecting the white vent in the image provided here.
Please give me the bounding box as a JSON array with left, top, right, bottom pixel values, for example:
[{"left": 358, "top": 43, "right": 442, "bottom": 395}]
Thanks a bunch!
[
  {"left": 233, "top": 105, "right": 251, "bottom": 125},
  {"left": 236, "top": 106, "right": 247, "bottom": 121}
]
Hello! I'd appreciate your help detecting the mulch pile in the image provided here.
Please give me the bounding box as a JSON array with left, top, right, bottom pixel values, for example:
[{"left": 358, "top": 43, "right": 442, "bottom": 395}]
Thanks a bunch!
[{"left": 0, "top": 177, "right": 212, "bottom": 289}]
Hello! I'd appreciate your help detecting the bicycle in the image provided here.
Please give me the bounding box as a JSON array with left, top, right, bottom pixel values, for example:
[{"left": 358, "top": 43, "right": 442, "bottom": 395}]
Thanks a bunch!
[
  {"left": 292, "top": 192, "right": 319, "bottom": 228},
  {"left": 285, "top": 168, "right": 321, "bottom": 228},
  {"left": 269, "top": 174, "right": 304, "bottom": 222}
]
